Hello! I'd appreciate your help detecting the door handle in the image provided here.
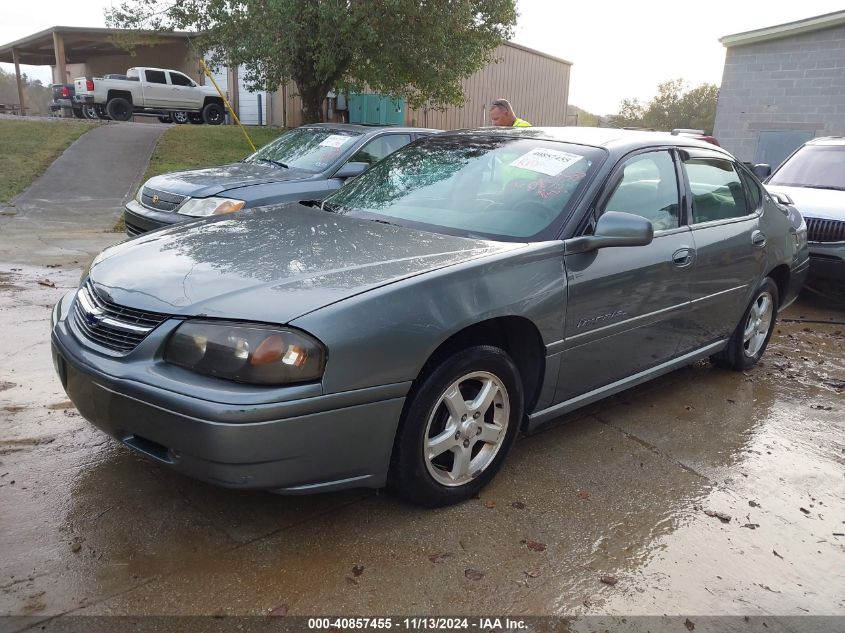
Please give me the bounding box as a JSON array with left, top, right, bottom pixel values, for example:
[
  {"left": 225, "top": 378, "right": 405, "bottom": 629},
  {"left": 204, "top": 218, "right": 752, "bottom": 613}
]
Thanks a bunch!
[
  {"left": 751, "top": 230, "right": 767, "bottom": 247},
  {"left": 671, "top": 247, "right": 695, "bottom": 267}
]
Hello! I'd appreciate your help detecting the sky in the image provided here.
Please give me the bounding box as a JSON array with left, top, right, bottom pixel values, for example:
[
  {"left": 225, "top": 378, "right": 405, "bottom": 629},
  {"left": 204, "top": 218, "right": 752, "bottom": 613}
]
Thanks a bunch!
[{"left": 2, "top": 0, "right": 844, "bottom": 114}]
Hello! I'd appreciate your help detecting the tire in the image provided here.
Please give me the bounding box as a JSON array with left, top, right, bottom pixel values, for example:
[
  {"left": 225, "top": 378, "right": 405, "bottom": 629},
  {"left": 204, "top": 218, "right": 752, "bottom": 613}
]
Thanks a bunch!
[
  {"left": 106, "top": 97, "right": 133, "bottom": 122},
  {"left": 157, "top": 115, "right": 173, "bottom": 123},
  {"left": 171, "top": 111, "right": 190, "bottom": 124},
  {"left": 711, "top": 277, "right": 779, "bottom": 371},
  {"left": 81, "top": 104, "right": 99, "bottom": 120},
  {"left": 71, "top": 108, "right": 85, "bottom": 119},
  {"left": 188, "top": 112, "right": 204, "bottom": 124},
  {"left": 95, "top": 105, "right": 109, "bottom": 120},
  {"left": 389, "top": 345, "right": 523, "bottom": 507},
  {"left": 202, "top": 102, "right": 225, "bottom": 125}
]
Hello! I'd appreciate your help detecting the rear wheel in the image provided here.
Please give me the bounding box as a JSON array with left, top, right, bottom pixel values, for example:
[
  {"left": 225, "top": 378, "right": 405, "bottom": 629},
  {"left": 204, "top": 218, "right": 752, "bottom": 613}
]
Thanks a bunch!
[
  {"left": 202, "top": 102, "right": 225, "bottom": 125},
  {"left": 71, "top": 107, "right": 85, "bottom": 119},
  {"left": 171, "top": 111, "right": 190, "bottom": 124},
  {"left": 389, "top": 345, "right": 523, "bottom": 507},
  {"left": 712, "top": 277, "right": 779, "bottom": 370},
  {"left": 106, "top": 97, "right": 132, "bottom": 122}
]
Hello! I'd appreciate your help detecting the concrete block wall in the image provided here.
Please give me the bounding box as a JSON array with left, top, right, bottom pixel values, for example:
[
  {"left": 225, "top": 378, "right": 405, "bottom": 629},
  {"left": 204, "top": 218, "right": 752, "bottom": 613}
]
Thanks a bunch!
[{"left": 713, "top": 24, "right": 845, "bottom": 162}]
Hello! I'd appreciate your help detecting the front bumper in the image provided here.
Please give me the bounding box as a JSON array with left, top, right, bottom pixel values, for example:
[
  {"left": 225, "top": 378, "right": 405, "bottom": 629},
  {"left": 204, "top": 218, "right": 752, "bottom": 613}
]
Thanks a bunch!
[
  {"left": 808, "top": 242, "right": 845, "bottom": 282},
  {"left": 124, "top": 199, "right": 188, "bottom": 236},
  {"left": 50, "top": 290, "right": 407, "bottom": 493}
]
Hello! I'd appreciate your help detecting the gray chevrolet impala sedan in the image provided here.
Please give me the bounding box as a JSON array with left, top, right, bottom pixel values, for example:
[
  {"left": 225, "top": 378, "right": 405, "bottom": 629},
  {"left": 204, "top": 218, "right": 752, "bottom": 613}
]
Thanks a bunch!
[{"left": 51, "top": 127, "right": 809, "bottom": 507}]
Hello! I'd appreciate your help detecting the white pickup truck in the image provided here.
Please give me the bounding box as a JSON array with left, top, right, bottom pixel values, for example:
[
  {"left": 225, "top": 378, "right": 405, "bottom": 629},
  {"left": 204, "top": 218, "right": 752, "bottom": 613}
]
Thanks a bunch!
[{"left": 73, "top": 67, "right": 226, "bottom": 124}]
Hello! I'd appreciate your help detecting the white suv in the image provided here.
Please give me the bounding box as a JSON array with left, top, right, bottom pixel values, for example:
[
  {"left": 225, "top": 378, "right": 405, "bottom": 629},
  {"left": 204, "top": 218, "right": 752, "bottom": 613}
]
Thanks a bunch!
[{"left": 766, "top": 137, "right": 845, "bottom": 283}]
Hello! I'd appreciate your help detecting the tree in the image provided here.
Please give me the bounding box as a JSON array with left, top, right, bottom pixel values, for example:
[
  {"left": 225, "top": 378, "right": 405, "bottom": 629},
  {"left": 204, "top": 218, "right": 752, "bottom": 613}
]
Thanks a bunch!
[
  {"left": 105, "top": 0, "right": 517, "bottom": 123},
  {"left": 610, "top": 79, "right": 719, "bottom": 133}
]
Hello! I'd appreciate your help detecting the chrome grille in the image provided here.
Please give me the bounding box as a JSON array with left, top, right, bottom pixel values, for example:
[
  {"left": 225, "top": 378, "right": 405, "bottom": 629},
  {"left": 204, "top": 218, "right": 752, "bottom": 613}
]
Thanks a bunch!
[
  {"left": 140, "top": 187, "right": 186, "bottom": 212},
  {"left": 72, "top": 280, "right": 169, "bottom": 353},
  {"left": 806, "top": 217, "right": 845, "bottom": 243}
]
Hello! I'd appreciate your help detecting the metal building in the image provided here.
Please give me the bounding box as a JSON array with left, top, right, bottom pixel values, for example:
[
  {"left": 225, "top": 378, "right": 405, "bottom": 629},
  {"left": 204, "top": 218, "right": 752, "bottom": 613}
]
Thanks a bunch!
[{"left": 0, "top": 26, "right": 571, "bottom": 130}]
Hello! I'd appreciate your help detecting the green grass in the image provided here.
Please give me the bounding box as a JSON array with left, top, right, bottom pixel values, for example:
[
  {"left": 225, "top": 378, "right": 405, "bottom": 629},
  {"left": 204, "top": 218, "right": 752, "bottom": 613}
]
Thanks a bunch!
[
  {"left": 0, "top": 119, "right": 98, "bottom": 203},
  {"left": 141, "top": 124, "right": 285, "bottom": 182}
]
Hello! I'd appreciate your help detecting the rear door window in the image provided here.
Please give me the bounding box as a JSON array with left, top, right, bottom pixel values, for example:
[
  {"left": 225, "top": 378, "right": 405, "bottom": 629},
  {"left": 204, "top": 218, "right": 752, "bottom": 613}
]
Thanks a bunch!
[
  {"left": 682, "top": 156, "right": 749, "bottom": 223},
  {"left": 144, "top": 70, "right": 167, "bottom": 84}
]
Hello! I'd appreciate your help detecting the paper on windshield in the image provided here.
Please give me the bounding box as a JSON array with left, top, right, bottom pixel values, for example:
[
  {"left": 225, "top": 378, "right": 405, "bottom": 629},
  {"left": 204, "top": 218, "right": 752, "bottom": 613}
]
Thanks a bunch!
[
  {"left": 319, "top": 134, "right": 352, "bottom": 148},
  {"left": 509, "top": 148, "right": 582, "bottom": 176}
]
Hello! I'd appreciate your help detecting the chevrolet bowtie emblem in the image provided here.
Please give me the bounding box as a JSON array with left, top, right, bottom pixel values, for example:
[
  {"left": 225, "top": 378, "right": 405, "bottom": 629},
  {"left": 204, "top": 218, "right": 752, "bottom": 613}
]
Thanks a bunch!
[{"left": 152, "top": 194, "right": 160, "bottom": 204}]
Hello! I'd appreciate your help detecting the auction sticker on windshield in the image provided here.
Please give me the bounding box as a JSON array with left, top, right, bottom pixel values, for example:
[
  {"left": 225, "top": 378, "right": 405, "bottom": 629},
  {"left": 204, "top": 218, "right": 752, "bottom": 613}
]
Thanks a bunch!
[
  {"left": 320, "top": 135, "right": 352, "bottom": 148},
  {"left": 509, "top": 148, "right": 582, "bottom": 176}
]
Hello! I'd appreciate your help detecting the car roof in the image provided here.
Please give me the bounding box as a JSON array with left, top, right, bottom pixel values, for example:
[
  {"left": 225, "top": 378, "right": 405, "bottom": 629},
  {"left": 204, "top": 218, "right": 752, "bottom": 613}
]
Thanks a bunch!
[
  {"left": 439, "top": 126, "right": 732, "bottom": 155},
  {"left": 805, "top": 136, "right": 845, "bottom": 146},
  {"left": 303, "top": 123, "right": 438, "bottom": 135}
]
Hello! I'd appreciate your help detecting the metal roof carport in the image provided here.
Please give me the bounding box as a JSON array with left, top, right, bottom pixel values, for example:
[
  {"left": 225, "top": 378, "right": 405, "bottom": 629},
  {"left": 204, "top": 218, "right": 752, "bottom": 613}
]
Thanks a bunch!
[{"left": 0, "top": 26, "right": 197, "bottom": 114}]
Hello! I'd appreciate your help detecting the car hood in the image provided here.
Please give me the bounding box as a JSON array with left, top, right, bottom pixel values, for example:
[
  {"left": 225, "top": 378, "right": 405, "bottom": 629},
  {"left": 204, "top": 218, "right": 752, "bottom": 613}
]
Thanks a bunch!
[
  {"left": 765, "top": 185, "right": 845, "bottom": 221},
  {"left": 89, "top": 203, "right": 522, "bottom": 324},
  {"left": 146, "top": 162, "right": 316, "bottom": 198}
]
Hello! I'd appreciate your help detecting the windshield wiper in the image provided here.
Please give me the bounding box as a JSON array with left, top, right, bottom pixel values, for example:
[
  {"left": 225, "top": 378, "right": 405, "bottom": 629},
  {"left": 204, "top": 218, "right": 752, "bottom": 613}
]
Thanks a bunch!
[
  {"left": 773, "top": 183, "right": 845, "bottom": 191},
  {"left": 799, "top": 184, "right": 845, "bottom": 191},
  {"left": 255, "top": 157, "right": 290, "bottom": 169}
]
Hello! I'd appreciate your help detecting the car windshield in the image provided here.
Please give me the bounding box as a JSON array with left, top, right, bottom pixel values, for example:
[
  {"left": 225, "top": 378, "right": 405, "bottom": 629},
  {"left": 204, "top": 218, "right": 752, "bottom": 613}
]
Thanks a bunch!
[
  {"left": 323, "top": 134, "right": 603, "bottom": 241},
  {"left": 769, "top": 145, "right": 845, "bottom": 190},
  {"left": 244, "top": 127, "right": 362, "bottom": 173}
]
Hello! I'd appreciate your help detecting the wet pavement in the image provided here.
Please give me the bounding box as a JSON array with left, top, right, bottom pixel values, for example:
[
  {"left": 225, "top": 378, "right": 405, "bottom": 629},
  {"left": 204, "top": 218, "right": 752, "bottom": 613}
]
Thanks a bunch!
[{"left": 0, "top": 240, "right": 844, "bottom": 626}]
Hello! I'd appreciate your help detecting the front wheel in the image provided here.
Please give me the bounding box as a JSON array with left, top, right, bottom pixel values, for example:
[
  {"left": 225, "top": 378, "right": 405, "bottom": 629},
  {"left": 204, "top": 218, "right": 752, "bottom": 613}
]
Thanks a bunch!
[
  {"left": 171, "top": 111, "right": 190, "bottom": 124},
  {"left": 188, "top": 112, "right": 204, "bottom": 124},
  {"left": 712, "top": 277, "right": 779, "bottom": 370},
  {"left": 389, "top": 346, "right": 523, "bottom": 507},
  {"left": 202, "top": 102, "right": 225, "bottom": 125}
]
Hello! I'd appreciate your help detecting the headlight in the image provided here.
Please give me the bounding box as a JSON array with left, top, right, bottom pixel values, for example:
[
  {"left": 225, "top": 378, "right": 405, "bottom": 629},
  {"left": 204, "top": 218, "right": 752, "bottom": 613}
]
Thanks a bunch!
[
  {"left": 176, "top": 197, "right": 246, "bottom": 217},
  {"left": 164, "top": 321, "right": 326, "bottom": 385}
]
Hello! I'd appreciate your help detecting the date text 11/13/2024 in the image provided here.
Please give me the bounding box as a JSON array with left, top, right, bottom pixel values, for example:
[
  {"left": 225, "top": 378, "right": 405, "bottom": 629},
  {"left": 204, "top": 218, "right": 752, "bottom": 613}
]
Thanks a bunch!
[{"left": 307, "top": 617, "right": 528, "bottom": 630}]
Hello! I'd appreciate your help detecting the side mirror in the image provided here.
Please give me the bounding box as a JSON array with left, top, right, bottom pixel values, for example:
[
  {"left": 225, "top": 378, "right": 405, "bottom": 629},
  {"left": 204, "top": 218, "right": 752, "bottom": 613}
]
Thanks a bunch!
[
  {"left": 769, "top": 191, "right": 794, "bottom": 206},
  {"left": 752, "top": 164, "right": 772, "bottom": 180},
  {"left": 565, "top": 211, "right": 654, "bottom": 255},
  {"left": 334, "top": 161, "right": 369, "bottom": 179}
]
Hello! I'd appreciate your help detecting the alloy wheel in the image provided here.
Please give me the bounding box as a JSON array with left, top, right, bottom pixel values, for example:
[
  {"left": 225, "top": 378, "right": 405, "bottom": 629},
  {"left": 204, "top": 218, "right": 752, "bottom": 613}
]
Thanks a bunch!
[
  {"left": 423, "top": 371, "right": 510, "bottom": 487},
  {"left": 743, "top": 291, "right": 774, "bottom": 357}
]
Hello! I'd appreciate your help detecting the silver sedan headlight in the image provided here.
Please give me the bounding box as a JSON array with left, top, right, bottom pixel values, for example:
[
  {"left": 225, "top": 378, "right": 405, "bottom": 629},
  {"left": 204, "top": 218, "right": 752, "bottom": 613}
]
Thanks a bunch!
[
  {"left": 164, "top": 321, "right": 326, "bottom": 385},
  {"left": 176, "top": 197, "right": 246, "bottom": 217}
]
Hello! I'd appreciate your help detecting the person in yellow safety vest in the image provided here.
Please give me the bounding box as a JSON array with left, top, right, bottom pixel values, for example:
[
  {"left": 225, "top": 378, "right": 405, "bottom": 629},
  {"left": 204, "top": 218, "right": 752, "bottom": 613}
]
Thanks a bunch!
[{"left": 489, "top": 98, "right": 532, "bottom": 127}]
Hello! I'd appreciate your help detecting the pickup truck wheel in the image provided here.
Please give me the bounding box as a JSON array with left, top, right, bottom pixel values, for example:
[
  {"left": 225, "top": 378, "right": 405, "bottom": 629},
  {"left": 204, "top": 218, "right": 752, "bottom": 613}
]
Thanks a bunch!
[
  {"left": 106, "top": 97, "right": 133, "bottom": 122},
  {"left": 95, "top": 105, "right": 109, "bottom": 120},
  {"left": 81, "top": 105, "right": 98, "bottom": 120},
  {"left": 71, "top": 108, "right": 85, "bottom": 119},
  {"left": 202, "top": 103, "right": 225, "bottom": 125},
  {"left": 188, "top": 113, "right": 204, "bottom": 124},
  {"left": 171, "top": 111, "right": 190, "bottom": 124}
]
